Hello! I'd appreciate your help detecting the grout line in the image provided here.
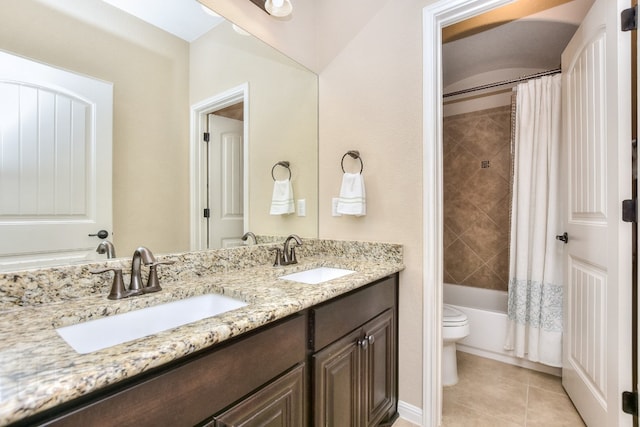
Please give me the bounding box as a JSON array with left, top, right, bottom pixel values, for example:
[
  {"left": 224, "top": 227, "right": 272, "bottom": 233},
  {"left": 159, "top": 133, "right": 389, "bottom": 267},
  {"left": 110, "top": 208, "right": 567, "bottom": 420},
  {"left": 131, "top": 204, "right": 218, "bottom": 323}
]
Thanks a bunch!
[{"left": 523, "top": 383, "right": 530, "bottom": 427}]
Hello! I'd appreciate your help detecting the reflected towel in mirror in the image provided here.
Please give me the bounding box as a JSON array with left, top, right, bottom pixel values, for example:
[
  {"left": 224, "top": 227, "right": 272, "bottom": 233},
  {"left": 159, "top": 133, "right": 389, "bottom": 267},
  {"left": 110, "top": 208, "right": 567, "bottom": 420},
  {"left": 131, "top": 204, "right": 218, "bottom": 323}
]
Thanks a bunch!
[{"left": 270, "top": 179, "right": 295, "bottom": 215}]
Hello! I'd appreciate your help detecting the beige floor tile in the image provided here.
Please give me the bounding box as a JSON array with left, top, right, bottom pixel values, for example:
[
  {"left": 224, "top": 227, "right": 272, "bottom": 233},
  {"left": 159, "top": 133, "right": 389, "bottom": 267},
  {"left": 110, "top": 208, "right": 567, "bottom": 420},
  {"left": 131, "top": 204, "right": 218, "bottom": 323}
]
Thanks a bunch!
[
  {"left": 391, "top": 418, "right": 420, "bottom": 427},
  {"left": 526, "top": 386, "right": 585, "bottom": 427},
  {"left": 457, "top": 351, "right": 530, "bottom": 385},
  {"left": 444, "top": 352, "right": 584, "bottom": 427},
  {"left": 443, "top": 400, "right": 521, "bottom": 427},
  {"left": 451, "top": 375, "right": 528, "bottom": 425},
  {"left": 443, "top": 363, "right": 527, "bottom": 425},
  {"left": 450, "top": 352, "right": 529, "bottom": 425},
  {"left": 527, "top": 370, "right": 565, "bottom": 394}
]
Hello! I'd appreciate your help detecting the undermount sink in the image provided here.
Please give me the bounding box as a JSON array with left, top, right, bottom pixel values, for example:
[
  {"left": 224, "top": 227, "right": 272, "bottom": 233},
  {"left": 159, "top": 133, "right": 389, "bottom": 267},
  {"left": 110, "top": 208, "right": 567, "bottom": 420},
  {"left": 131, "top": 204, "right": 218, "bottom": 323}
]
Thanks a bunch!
[
  {"left": 279, "top": 267, "right": 356, "bottom": 285},
  {"left": 56, "top": 294, "right": 248, "bottom": 354}
]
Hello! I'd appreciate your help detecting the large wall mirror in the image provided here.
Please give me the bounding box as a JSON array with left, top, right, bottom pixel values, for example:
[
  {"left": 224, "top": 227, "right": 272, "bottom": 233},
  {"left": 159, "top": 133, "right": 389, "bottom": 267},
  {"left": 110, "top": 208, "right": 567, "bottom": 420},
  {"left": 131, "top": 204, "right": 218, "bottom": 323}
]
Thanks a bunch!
[{"left": 0, "top": 0, "right": 318, "bottom": 269}]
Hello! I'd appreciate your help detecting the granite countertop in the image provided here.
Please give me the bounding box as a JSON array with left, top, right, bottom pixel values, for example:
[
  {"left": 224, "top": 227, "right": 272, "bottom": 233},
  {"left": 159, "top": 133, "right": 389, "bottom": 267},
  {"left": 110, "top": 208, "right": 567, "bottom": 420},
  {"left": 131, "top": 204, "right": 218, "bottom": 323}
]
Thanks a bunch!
[{"left": 0, "top": 248, "right": 403, "bottom": 425}]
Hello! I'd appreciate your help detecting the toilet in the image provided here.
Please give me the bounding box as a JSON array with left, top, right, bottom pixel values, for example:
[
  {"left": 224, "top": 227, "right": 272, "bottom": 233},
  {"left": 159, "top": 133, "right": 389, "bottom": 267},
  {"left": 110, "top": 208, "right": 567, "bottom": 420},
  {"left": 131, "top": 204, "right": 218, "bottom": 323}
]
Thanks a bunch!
[{"left": 442, "top": 304, "right": 470, "bottom": 386}]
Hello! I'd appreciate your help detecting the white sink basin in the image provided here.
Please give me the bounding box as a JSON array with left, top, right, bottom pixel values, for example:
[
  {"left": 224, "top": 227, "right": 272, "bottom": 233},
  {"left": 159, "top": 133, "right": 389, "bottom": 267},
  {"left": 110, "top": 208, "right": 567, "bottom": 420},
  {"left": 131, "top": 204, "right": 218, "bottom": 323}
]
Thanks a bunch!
[
  {"left": 279, "top": 267, "right": 356, "bottom": 285},
  {"left": 56, "top": 294, "right": 248, "bottom": 354}
]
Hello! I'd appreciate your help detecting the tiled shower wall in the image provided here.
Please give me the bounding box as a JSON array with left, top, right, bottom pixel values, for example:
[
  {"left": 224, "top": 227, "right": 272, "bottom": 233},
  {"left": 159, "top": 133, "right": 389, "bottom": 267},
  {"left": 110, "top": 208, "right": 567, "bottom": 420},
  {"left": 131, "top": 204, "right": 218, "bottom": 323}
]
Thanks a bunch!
[{"left": 443, "top": 105, "right": 512, "bottom": 291}]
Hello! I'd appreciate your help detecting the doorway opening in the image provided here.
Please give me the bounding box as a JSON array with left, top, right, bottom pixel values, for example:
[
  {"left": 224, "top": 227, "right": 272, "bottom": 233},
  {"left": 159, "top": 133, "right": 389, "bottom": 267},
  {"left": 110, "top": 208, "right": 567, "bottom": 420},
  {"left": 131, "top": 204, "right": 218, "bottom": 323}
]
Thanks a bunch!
[
  {"left": 423, "top": 0, "right": 633, "bottom": 426},
  {"left": 190, "top": 84, "right": 249, "bottom": 250}
]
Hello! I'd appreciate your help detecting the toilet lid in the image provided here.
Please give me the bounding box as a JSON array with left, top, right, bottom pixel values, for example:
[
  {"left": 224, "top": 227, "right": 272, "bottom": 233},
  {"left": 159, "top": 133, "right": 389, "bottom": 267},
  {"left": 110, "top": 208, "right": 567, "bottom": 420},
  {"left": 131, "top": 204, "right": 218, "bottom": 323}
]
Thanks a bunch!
[{"left": 443, "top": 304, "right": 468, "bottom": 325}]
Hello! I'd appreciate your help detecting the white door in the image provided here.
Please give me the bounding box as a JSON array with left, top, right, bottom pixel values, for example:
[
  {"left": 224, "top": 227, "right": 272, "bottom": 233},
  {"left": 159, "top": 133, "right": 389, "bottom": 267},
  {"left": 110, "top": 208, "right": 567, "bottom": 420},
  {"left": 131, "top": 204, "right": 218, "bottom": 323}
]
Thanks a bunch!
[
  {"left": 208, "top": 114, "right": 244, "bottom": 249},
  {"left": 561, "top": 0, "right": 633, "bottom": 425},
  {"left": 0, "top": 51, "right": 113, "bottom": 270}
]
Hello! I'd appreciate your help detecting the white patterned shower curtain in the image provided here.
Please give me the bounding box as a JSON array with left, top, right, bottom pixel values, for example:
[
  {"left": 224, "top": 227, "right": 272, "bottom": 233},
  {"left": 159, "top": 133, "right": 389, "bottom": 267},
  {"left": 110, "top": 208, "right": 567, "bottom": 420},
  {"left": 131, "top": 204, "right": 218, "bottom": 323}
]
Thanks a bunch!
[{"left": 504, "top": 74, "right": 563, "bottom": 367}]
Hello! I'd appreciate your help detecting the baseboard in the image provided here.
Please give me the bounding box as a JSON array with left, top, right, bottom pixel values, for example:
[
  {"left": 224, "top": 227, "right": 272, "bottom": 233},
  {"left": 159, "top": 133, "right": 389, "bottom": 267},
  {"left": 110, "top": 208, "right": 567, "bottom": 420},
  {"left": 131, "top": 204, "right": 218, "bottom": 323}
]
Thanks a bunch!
[{"left": 398, "top": 400, "right": 423, "bottom": 426}]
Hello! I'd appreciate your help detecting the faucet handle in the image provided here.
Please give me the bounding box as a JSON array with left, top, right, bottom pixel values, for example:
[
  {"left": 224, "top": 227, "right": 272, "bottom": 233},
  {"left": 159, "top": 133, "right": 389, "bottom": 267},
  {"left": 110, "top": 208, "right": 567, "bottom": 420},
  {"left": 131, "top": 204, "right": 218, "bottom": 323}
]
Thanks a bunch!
[
  {"left": 289, "top": 247, "right": 298, "bottom": 264},
  {"left": 144, "top": 260, "right": 175, "bottom": 293},
  {"left": 92, "top": 267, "right": 131, "bottom": 300},
  {"left": 268, "top": 247, "right": 283, "bottom": 267}
]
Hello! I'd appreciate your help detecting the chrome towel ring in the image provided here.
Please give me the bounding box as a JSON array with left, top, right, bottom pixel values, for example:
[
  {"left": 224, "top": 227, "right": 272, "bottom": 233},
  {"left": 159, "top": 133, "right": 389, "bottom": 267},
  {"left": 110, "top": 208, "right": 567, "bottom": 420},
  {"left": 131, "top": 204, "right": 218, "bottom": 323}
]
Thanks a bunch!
[
  {"left": 271, "top": 161, "right": 291, "bottom": 181},
  {"left": 341, "top": 150, "right": 363, "bottom": 174}
]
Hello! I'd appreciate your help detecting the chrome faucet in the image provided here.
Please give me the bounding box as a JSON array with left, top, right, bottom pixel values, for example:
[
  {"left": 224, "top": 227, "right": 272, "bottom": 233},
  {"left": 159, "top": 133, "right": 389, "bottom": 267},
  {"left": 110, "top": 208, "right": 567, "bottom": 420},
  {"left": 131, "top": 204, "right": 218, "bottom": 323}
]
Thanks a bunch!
[
  {"left": 241, "top": 232, "right": 257, "bottom": 245},
  {"left": 282, "top": 234, "right": 302, "bottom": 265},
  {"left": 96, "top": 240, "right": 116, "bottom": 258},
  {"left": 128, "top": 246, "right": 157, "bottom": 296}
]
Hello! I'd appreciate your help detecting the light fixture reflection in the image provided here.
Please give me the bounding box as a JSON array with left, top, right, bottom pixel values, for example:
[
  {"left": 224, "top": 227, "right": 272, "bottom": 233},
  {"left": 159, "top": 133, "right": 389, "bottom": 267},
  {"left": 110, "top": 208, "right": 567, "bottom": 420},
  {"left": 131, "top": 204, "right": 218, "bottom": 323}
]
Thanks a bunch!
[
  {"left": 200, "top": 4, "right": 220, "bottom": 17},
  {"left": 265, "top": 0, "right": 293, "bottom": 17},
  {"left": 232, "top": 24, "right": 251, "bottom": 36}
]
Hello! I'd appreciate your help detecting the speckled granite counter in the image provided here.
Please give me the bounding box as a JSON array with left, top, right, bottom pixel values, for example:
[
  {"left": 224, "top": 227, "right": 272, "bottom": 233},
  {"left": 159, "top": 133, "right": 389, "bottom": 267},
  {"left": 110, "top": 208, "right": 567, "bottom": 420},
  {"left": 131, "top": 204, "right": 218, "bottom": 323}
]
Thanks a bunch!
[{"left": 0, "top": 239, "right": 403, "bottom": 425}]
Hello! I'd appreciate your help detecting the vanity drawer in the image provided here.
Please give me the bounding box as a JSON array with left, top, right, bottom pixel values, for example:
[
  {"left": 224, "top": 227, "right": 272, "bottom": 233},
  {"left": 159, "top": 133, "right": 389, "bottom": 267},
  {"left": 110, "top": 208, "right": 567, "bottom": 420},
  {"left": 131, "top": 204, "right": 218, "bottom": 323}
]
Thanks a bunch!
[{"left": 311, "top": 276, "right": 396, "bottom": 352}]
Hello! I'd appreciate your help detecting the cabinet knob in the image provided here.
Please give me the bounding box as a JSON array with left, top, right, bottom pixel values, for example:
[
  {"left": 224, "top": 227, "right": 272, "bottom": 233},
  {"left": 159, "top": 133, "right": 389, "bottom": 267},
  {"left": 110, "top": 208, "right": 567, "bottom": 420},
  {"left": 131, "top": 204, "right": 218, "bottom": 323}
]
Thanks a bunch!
[{"left": 357, "top": 335, "right": 375, "bottom": 349}]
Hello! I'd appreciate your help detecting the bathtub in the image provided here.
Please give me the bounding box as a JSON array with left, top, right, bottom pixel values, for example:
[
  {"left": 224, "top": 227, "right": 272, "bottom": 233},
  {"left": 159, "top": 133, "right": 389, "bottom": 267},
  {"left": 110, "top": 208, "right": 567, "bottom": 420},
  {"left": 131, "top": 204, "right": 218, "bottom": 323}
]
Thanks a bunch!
[{"left": 443, "top": 283, "right": 561, "bottom": 376}]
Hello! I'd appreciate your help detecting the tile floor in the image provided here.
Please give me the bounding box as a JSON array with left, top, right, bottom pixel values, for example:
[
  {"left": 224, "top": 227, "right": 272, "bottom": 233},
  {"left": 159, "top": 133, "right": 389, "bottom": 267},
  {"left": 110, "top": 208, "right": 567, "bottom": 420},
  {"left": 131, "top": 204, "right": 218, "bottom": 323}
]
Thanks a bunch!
[{"left": 393, "top": 352, "right": 585, "bottom": 427}]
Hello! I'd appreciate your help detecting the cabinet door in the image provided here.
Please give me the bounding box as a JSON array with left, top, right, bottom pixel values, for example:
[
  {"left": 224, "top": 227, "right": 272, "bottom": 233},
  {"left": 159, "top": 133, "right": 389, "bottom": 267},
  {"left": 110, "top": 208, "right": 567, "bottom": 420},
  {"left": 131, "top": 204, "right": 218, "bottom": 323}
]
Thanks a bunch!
[
  {"left": 362, "top": 309, "right": 396, "bottom": 427},
  {"left": 313, "top": 328, "right": 363, "bottom": 427},
  {"left": 215, "top": 364, "right": 306, "bottom": 427}
]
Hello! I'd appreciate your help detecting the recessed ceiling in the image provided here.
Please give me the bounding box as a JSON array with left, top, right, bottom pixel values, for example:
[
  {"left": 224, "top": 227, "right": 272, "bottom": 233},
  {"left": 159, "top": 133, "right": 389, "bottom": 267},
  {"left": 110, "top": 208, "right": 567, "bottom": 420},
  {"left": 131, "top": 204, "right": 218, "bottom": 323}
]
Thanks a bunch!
[
  {"left": 101, "top": 0, "right": 223, "bottom": 42},
  {"left": 443, "top": 0, "right": 593, "bottom": 89},
  {"left": 443, "top": 20, "right": 577, "bottom": 87}
]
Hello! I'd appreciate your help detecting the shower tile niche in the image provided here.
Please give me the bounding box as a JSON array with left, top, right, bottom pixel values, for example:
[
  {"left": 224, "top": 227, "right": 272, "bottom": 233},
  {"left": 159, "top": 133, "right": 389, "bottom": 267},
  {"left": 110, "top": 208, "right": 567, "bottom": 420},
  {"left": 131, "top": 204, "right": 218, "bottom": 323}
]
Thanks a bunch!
[{"left": 443, "top": 105, "right": 512, "bottom": 291}]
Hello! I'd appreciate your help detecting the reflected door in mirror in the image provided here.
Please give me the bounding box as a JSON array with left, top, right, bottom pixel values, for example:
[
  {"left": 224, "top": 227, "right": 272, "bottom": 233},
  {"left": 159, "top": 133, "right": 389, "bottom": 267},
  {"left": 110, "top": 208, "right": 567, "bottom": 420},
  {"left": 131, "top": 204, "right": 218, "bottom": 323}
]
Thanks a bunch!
[
  {"left": 0, "top": 51, "right": 113, "bottom": 269},
  {"left": 208, "top": 114, "right": 243, "bottom": 249}
]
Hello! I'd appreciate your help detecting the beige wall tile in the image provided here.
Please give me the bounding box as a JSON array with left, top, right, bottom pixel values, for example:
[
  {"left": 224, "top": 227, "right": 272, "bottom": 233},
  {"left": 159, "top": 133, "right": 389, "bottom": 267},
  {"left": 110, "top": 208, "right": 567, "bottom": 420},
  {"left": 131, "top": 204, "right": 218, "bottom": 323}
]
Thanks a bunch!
[
  {"left": 444, "top": 239, "right": 484, "bottom": 282},
  {"left": 443, "top": 106, "right": 512, "bottom": 291}
]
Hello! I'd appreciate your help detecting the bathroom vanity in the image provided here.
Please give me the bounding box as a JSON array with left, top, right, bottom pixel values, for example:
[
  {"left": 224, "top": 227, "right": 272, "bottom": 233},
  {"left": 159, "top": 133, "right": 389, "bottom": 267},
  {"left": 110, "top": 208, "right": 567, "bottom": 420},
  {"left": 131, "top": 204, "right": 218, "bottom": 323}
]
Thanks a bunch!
[{"left": 0, "top": 239, "right": 402, "bottom": 427}]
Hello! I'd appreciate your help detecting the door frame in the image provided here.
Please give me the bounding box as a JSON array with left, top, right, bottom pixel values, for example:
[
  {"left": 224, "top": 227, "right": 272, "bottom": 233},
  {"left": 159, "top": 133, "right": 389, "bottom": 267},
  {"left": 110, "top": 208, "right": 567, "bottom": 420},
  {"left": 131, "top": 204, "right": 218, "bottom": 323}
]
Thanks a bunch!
[
  {"left": 422, "top": 1, "right": 516, "bottom": 426},
  {"left": 189, "top": 83, "right": 249, "bottom": 251}
]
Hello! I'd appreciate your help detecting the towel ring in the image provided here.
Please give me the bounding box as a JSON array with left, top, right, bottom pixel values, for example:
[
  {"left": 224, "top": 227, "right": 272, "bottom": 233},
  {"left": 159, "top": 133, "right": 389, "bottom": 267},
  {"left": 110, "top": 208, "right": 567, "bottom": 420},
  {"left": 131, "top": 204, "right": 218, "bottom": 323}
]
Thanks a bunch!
[
  {"left": 341, "top": 150, "right": 363, "bottom": 174},
  {"left": 271, "top": 161, "right": 291, "bottom": 181}
]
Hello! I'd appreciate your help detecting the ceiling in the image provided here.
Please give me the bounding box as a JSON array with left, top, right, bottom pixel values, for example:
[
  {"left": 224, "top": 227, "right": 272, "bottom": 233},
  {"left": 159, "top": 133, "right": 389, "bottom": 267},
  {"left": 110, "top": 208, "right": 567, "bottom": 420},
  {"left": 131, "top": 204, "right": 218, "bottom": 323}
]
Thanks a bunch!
[
  {"left": 101, "top": 0, "right": 223, "bottom": 42},
  {"left": 443, "top": 0, "right": 594, "bottom": 89}
]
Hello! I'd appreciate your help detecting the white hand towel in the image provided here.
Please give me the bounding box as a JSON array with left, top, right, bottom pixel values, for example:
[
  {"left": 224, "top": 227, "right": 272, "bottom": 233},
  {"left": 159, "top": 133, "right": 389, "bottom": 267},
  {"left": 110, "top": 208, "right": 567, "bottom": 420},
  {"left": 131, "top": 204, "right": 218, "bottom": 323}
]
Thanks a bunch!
[
  {"left": 336, "top": 173, "right": 366, "bottom": 216},
  {"left": 270, "top": 179, "right": 295, "bottom": 215}
]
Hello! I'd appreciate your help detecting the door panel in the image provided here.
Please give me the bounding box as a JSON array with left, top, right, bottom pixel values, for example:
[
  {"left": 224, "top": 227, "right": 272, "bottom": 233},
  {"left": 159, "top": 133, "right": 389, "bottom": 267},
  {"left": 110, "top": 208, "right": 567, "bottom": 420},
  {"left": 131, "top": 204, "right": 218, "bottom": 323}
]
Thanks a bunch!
[
  {"left": 0, "top": 51, "right": 112, "bottom": 269},
  {"left": 208, "top": 114, "right": 244, "bottom": 249},
  {"left": 214, "top": 364, "right": 306, "bottom": 427},
  {"left": 362, "top": 309, "right": 395, "bottom": 427},
  {"left": 313, "top": 328, "right": 362, "bottom": 427},
  {"left": 561, "top": 0, "right": 633, "bottom": 425}
]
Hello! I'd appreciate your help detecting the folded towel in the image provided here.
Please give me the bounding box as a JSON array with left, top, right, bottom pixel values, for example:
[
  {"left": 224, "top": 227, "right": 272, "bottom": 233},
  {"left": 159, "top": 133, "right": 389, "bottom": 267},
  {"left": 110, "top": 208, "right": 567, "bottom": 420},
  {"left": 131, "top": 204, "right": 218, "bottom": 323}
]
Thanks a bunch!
[
  {"left": 336, "top": 172, "right": 366, "bottom": 216},
  {"left": 270, "top": 179, "right": 295, "bottom": 215}
]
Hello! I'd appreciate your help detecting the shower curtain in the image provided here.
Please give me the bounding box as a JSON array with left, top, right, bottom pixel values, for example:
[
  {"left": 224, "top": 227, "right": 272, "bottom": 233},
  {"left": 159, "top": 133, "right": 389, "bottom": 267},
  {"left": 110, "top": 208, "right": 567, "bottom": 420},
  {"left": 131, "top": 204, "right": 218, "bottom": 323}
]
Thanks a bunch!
[{"left": 504, "top": 74, "right": 563, "bottom": 367}]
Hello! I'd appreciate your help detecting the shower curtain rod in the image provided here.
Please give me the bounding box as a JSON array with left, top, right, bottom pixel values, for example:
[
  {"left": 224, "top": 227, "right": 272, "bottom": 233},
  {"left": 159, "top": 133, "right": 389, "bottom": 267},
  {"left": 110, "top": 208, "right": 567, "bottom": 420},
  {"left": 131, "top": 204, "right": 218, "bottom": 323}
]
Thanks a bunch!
[{"left": 443, "top": 68, "right": 561, "bottom": 98}]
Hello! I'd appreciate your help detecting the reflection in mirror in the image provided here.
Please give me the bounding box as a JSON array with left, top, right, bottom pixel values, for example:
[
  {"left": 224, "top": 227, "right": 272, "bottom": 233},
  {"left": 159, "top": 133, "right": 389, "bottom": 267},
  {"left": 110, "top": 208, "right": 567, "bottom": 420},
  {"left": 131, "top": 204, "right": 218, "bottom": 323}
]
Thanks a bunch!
[{"left": 0, "top": 0, "right": 318, "bottom": 271}]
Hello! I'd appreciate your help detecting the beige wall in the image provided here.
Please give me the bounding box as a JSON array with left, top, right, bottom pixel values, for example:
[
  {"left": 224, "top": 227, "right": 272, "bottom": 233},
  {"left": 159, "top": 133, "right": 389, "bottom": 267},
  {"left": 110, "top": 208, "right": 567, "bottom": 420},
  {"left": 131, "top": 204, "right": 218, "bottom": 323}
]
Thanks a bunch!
[
  {"left": 190, "top": 22, "right": 318, "bottom": 238},
  {"left": 0, "top": 0, "right": 191, "bottom": 256},
  {"left": 316, "top": 1, "right": 428, "bottom": 409}
]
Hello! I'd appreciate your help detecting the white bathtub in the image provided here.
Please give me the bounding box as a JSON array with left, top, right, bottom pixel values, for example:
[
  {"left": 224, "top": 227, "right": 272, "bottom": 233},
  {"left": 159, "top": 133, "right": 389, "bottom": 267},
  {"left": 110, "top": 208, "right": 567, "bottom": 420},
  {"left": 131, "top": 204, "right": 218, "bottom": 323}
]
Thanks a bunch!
[{"left": 443, "top": 283, "right": 561, "bottom": 376}]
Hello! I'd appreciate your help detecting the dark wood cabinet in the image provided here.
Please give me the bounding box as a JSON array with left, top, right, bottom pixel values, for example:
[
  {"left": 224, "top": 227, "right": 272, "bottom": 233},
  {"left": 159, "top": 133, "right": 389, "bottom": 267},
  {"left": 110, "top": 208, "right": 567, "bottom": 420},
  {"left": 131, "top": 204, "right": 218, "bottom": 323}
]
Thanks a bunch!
[
  {"left": 311, "top": 276, "right": 398, "bottom": 427},
  {"left": 213, "top": 364, "right": 306, "bottom": 427},
  {"left": 313, "top": 327, "right": 363, "bottom": 426},
  {"left": 362, "top": 310, "right": 395, "bottom": 427}
]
